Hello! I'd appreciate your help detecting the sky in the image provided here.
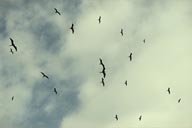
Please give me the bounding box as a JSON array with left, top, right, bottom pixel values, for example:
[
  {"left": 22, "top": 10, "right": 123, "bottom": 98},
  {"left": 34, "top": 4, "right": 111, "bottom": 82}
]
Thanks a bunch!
[{"left": 0, "top": 0, "right": 192, "bottom": 128}]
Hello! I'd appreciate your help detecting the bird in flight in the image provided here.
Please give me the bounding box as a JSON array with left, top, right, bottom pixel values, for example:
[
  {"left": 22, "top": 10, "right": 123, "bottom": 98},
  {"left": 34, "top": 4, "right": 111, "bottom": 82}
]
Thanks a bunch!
[
  {"left": 120, "top": 29, "right": 123, "bottom": 36},
  {"left": 139, "top": 115, "right": 142, "bottom": 121},
  {"left": 178, "top": 98, "right": 181, "bottom": 103},
  {"left": 12, "top": 96, "right": 14, "bottom": 101},
  {"left": 143, "top": 39, "right": 146, "bottom": 43},
  {"left": 101, "top": 78, "right": 105, "bottom": 86},
  {"left": 40, "top": 72, "right": 49, "bottom": 79},
  {"left": 167, "top": 87, "right": 171, "bottom": 94},
  {"left": 10, "top": 48, "right": 14, "bottom": 54},
  {"left": 54, "top": 8, "right": 61, "bottom": 15},
  {"left": 70, "top": 23, "right": 74, "bottom": 34},
  {"left": 9, "top": 38, "right": 17, "bottom": 51},
  {"left": 98, "top": 16, "right": 101, "bottom": 24},
  {"left": 54, "top": 88, "right": 58, "bottom": 95},
  {"left": 129, "top": 53, "right": 132, "bottom": 61},
  {"left": 115, "top": 114, "right": 118, "bottom": 121},
  {"left": 125, "top": 80, "right": 127, "bottom": 86}
]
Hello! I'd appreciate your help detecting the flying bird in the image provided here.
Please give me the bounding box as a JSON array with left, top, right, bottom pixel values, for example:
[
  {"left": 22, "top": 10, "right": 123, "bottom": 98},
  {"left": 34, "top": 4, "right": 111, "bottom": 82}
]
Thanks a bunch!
[
  {"left": 139, "top": 115, "right": 142, "bottom": 121},
  {"left": 125, "top": 80, "right": 127, "bottom": 86},
  {"left": 101, "top": 78, "right": 105, "bottom": 86},
  {"left": 54, "top": 88, "right": 58, "bottom": 95},
  {"left": 115, "top": 114, "right": 118, "bottom": 121},
  {"left": 178, "top": 98, "right": 181, "bottom": 103},
  {"left": 12, "top": 96, "right": 14, "bottom": 101},
  {"left": 167, "top": 87, "right": 171, "bottom": 94},
  {"left": 70, "top": 23, "right": 74, "bottom": 34},
  {"left": 129, "top": 53, "right": 132, "bottom": 61},
  {"left": 120, "top": 29, "right": 123, "bottom": 36},
  {"left": 100, "top": 68, "right": 106, "bottom": 78},
  {"left": 10, "top": 48, "right": 14, "bottom": 54},
  {"left": 54, "top": 8, "right": 61, "bottom": 15},
  {"left": 9, "top": 38, "right": 17, "bottom": 51},
  {"left": 41, "top": 72, "right": 49, "bottom": 79},
  {"left": 98, "top": 16, "right": 101, "bottom": 23},
  {"left": 143, "top": 39, "right": 146, "bottom": 43}
]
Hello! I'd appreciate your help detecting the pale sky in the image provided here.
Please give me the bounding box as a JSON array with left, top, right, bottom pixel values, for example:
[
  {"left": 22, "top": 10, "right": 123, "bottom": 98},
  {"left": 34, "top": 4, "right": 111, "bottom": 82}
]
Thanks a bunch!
[{"left": 0, "top": 0, "right": 192, "bottom": 128}]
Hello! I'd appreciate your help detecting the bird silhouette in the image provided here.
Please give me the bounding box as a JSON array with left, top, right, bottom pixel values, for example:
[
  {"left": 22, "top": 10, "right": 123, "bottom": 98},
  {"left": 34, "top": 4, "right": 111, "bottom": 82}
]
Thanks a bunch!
[
  {"left": 167, "top": 87, "right": 170, "bottom": 94},
  {"left": 54, "top": 8, "right": 61, "bottom": 15},
  {"left": 143, "top": 39, "right": 146, "bottom": 43},
  {"left": 12, "top": 96, "right": 14, "bottom": 101},
  {"left": 120, "top": 29, "right": 123, "bottom": 36},
  {"left": 115, "top": 114, "right": 118, "bottom": 120},
  {"left": 129, "top": 53, "right": 132, "bottom": 61},
  {"left": 70, "top": 23, "right": 74, "bottom": 34},
  {"left": 125, "top": 80, "right": 127, "bottom": 86},
  {"left": 139, "top": 115, "right": 142, "bottom": 121},
  {"left": 101, "top": 78, "right": 105, "bottom": 86},
  {"left": 10, "top": 48, "right": 14, "bottom": 54},
  {"left": 100, "top": 68, "right": 106, "bottom": 78},
  {"left": 9, "top": 38, "right": 17, "bottom": 51},
  {"left": 178, "top": 98, "right": 181, "bottom": 103},
  {"left": 40, "top": 72, "right": 49, "bottom": 79},
  {"left": 98, "top": 16, "right": 101, "bottom": 23},
  {"left": 54, "top": 88, "right": 58, "bottom": 95}
]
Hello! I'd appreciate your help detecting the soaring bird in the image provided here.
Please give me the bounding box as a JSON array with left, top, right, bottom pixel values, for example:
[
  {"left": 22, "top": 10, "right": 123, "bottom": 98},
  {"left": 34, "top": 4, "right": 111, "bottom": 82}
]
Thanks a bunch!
[
  {"left": 100, "top": 68, "right": 106, "bottom": 78},
  {"left": 101, "top": 78, "right": 105, "bottom": 86},
  {"left": 54, "top": 88, "right": 58, "bottom": 95},
  {"left": 125, "top": 80, "right": 127, "bottom": 86},
  {"left": 178, "top": 98, "right": 181, "bottom": 103},
  {"left": 98, "top": 16, "right": 101, "bottom": 23},
  {"left": 40, "top": 72, "right": 49, "bottom": 79},
  {"left": 9, "top": 38, "right": 17, "bottom": 51},
  {"left": 115, "top": 114, "right": 118, "bottom": 121},
  {"left": 167, "top": 87, "right": 171, "bottom": 94},
  {"left": 139, "top": 115, "right": 142, "bottom": 121},
  {"left": 120, "top": 29, "right": 123, "bottom": 36},
  {"left": 70, "top": 23, "right": 74, "bottom": 34},
  {"left": 12, "top": 96, "right": 14, "bottom": 101},
  {"left": 129, "top": 53, "right": 132, "bottom": 61},
  {"left": 99, "top": 58, "right": 105, "bottom": 70},
  {"left": 54, "top": 8, "right": 61, "bottom": 15},
  {"left": 10, "top": 48, "right": 14, "bottom": 54},
  {"left": 143, "top": 39, "right": 146, "bottom": 43}
]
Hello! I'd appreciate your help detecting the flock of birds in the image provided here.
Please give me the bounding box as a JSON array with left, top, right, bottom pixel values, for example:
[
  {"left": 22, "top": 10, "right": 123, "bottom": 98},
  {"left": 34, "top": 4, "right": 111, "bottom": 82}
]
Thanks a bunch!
[{"left": 8, "top": 7, "right": 182, "bottom": 124}]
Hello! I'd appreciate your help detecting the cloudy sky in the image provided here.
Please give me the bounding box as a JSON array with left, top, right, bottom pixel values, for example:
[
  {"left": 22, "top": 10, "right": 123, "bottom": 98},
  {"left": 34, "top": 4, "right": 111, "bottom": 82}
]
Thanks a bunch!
[{"left": 0, "top": 0, "right": 192, "bottom": 128}]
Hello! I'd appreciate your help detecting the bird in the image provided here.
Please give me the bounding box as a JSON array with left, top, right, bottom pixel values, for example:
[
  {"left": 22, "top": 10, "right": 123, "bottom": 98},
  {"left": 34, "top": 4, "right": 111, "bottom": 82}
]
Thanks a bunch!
[
  {"left": 12, "top": 96, "right": 14, "bottom": 101},
  {"left": 100, "top": 68, "right": 106, "bottom": 78},
  {"left": 167, "top": 87, "right": 171, "bottom": 94},
  {"left": 70, "top": 23, "right": 74, "bottom": 34},
  {"left": 101, "top": 78, "right": 105, "bottom": 86},
  {"left": 54, "top": 8, "right": 61, "bottom": 15},
  {"left": 115, "top": 114, "right": 118, "bottom": 120},
  {"left": 10, "top": 48, "right": 14, "bottom": 54},
  {"left": 129, "top": 53, "right": 132, "bottom": 61},
  {"left": 143, "top": 39, "right": 146, "bottom": 43},
  {"left": 99, "top": 58, "right": 105, "bottom": 70},
  {"left": 125, "top": 80, "right": 127, "bottom": 86},
  {"left": 120, "top": 28, "right": 123, "bottom": 36},
  {"left": 98, "top": 16, "right": 101, "bottom": 23},
  {"left": 139, "top": 115, "right": 142, "bottom": 121},
  {"left": 54, "top": 88, "right": 58, "bottom": 95},
  {"left": 9, "top": 38, "right": 17, "bottom": 51},
  {"left": 178, "top": 98, "right": 181, "bottom": 103},
  {"left": 40, "top": 72, "right": 49, "bottom": 79}
]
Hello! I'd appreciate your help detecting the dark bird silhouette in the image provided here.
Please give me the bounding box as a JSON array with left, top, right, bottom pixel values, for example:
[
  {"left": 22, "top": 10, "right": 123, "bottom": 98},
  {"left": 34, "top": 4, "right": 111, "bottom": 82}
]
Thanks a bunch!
[
  {"left": 41, "top": 72, "right": 49, "bottom": 79},
  {"left": 129, "top": 53, "right": 132, "bottom": 61},
  {"left": 139, "top": 115, "right": 142, "bottom": 121},
  {"left": 70, "top": 23, "right": 74, "bottom": 34},
  {"left": 125, "top": 80, "right": 127, "bottom": 86},
  {"left": 100, "top": 68, "right": 106, "bottom": 78},
  {"left": 178, "top": 98, "right": 181, "bottom": 103},
  {"left": 54, "top": 8, "right": 61, "bottom": 15},
  {"left": 115, "top": 114, "right": 118, "bottom": 120},
  {"left": 99, "top": 58, "right": 105, "bottom": 70},
  {"left": 9, "top": 38, "right": 17, "bottom": 51},
  {"left": 101, "top": 78, "right": 105, "bottom": 86},
  {"left": 12, "top": 96, "right": 14, "bottom": 101},
  {"left": 120, "top": 29, "right": 123, "bottom": 36},
  {"left": 143, "top": 39, "right": 146, "bottom": 43},
  {"left": 54, "top": 88, "right": 58, "bottom": 95},
  {"left": 98, "top": 16, "right": 101, "bottom": 23},
  {"left": 167, "top": 87, "right": 171, "bottom": 94},
  {"left": 10, "top": 48, "right": 14, "bottom": 54}
]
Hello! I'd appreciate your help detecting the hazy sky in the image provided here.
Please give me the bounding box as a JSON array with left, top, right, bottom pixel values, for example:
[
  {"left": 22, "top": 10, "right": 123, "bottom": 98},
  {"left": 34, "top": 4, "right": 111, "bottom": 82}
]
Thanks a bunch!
[{"left": 0, "top": 0, "right": 192, "bottom": 128}]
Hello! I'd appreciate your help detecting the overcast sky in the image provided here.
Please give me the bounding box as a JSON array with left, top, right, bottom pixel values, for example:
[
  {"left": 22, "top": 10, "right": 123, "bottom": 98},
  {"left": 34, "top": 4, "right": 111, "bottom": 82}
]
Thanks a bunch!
[{"left": 0, "top": 0, "right": 192, "bottom": 128}]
